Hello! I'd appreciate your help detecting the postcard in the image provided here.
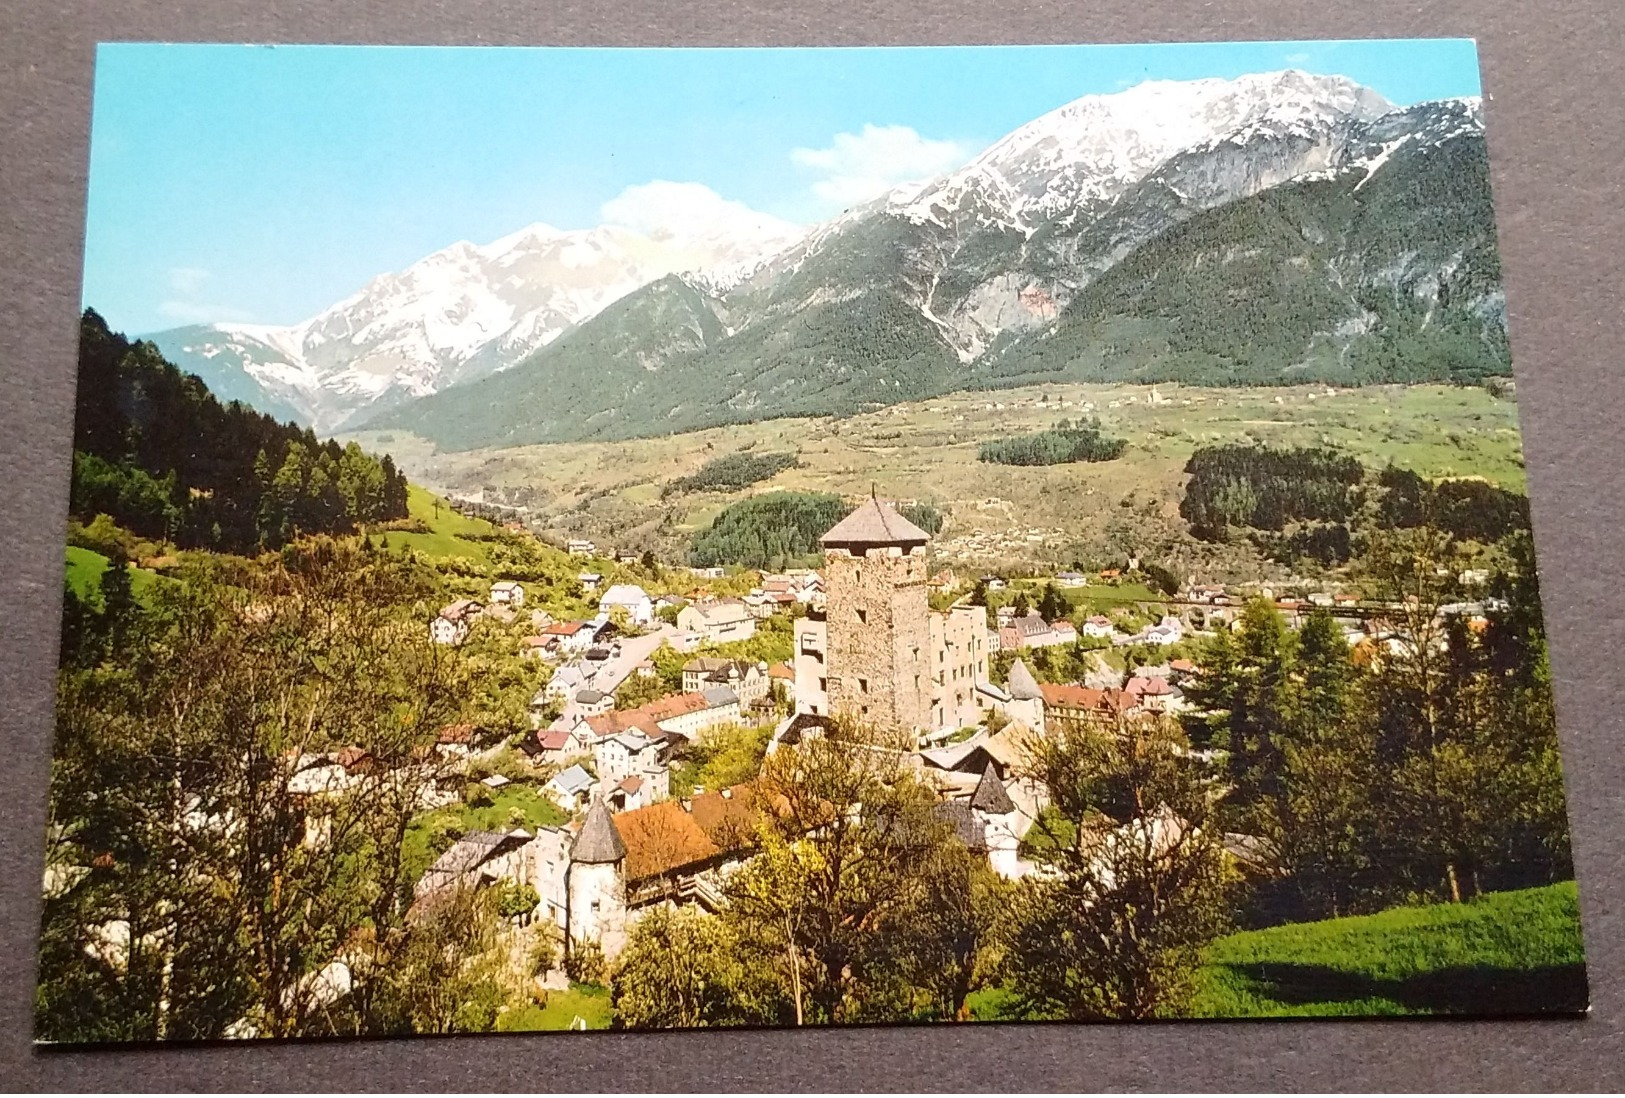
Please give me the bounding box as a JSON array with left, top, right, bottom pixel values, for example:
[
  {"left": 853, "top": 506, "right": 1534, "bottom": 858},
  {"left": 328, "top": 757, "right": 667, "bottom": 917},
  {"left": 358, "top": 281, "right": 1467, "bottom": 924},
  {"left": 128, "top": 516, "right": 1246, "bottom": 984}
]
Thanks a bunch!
[{"left": 39, "top": 39, "right": 1585, "bottom": 1042}]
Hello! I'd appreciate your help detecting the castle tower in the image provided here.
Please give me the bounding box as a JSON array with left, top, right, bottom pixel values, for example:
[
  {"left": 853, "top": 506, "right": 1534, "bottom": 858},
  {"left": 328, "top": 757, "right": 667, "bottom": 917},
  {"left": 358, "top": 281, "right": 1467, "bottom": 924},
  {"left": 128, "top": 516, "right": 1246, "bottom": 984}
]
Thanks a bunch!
[
  {"left": 566, "top": 799, "right": 629, "bottom": 960},
  {"left": 819, "top": 496, "right": 933, "bottom": 737}
]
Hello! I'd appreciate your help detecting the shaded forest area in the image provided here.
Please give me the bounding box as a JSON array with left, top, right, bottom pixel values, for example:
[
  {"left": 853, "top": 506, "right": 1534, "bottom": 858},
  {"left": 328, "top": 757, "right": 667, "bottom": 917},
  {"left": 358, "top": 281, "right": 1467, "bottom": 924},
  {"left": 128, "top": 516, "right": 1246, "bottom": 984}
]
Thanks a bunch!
[
  {"left": 71, "top": 310, "right": 409, "bottom": 553},
  {"left": 688, "top": 491, "right": 944, "bottom": 570},
  {"left": 977, "top": 418, "right": 1127, "bottom": 467},
  {"left": 1180, "top": 442, "right": 1531, "bottom": 565}
]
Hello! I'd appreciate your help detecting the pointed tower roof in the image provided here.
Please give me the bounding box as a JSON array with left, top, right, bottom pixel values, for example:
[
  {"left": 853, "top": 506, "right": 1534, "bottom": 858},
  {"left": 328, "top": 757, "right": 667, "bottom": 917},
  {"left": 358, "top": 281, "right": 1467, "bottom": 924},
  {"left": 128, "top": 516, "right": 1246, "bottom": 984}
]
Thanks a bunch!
[
  {"left": 969, "top": 761, "right": 1016, "bottom": 815},
  {"left": 571, "top": 799, "right": 627, "bottom": 864},
  {"left": 1006, "top": 658, "right": 1042, "bottom": 701},
  {"left": 820, "top": 495, "right": 931, "bottom": 552}
]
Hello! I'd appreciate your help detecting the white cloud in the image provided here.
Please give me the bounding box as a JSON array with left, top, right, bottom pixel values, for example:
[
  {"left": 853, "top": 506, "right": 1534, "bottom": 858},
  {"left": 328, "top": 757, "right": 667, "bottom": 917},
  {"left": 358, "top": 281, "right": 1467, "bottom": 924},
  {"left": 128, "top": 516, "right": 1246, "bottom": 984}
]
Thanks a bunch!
[
  {"left": 790, "top": 124, "right": 976, "bottom": 208},
  {"left": 157, "top": 267, "right": 252, "bottom": 325},
  {"left": 600, "top": 180, "right": 801, "bottom": 243},
  {"left": 1284, "top": 52, "right": 1312, "bottom": 65},
  {"left": 168, "top": 266, "right": 211, "bottom": 295}
]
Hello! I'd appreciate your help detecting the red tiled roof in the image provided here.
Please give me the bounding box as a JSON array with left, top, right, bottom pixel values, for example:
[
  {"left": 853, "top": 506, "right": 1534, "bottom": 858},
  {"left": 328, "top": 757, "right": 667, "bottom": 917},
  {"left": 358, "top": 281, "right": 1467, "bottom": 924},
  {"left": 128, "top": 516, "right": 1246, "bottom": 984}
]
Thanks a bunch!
[
  {"left": 543, "top": 621, "right": 588, "bottom": 636},
  {"left": 613, "top": 782, "right": 774, "bottom": 883},
  {"left": 1039, "top": 683, "right": 1137, "bottom": 715},
  {"left": 767, "top": 662, "right": 794, "bottom": 680},
  {"left": 536, "top": 729, "right": 573, "bottom": 751}
]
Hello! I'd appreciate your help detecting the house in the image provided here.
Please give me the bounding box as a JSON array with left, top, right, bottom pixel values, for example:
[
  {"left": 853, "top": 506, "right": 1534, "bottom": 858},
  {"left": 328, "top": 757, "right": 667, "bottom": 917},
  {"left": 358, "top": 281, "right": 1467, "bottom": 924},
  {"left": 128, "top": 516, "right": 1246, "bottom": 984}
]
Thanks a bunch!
[
  {"left": 541, "top": 620, "right": 596, "bottom": 656},
  {"left": 414, "top": 829, "right": 537, "bottom": 901},
  {"left": 676, "top": 599, "right": 756, "bottom": 644},
  {"left": 567, "top": 539, "right": 595, "bottom": 557},
  {"left": 542, "top": 785, "right": 767, "bottom": 958},
  {"left": 594, "top": 729, "right": 666, "bottom": 784},
  {"left": 573, "top": 689, "right": 614, "bottom": 717},
  {"left": 1048, "top": 620, "right": 1078, "bottom": 645},
  {"left": 577, "top": 572, "right": 604, "bottom": 593},
  {"left": 541, "top": 665, "right": 591, "bottom": 708},
  {"left": 519, "top": 635, "right": 560, "bottom": 661},
  {"left": 999, "top": 611, "right": 1070, "bottom": 651},
  {"left": 633, "top": 658, "right": 656, "bottom": 679},
  {"left": 1185, "top": 584, "right": 1227, "bottom": 604},
  {"left": 489, "top": 581, "right": 526, "bottom": 608},
  {"left": 689, "top": 566, "right": 725, "bottom": 579},
  {"left": 429, "top": 599, "right": 482, "bottom": 645},
  {"left": 665, "top": 629, "right": 703, "bottom": 654},
  {"left": 607, "top": 769, "right": 670, "bottom": 812},
  {"left": 1135, "top": 615, "right": 1183, "bottom": 647},
  {"left": 927, "top": 569, "right": 957, "bottom": 594},
  {"left": 598, "top": 584, "right": 654, "bottom": 627},
  {"left": 585, "top": 688, "right": 742, "bottom": 745},
  {"left": 767, "top": 662, "right": 795, "bottom": 705},
  {"left": 1055, "top": 571, "right": 1089, "bottom": 588},
  {"left": 1082, "top": 615, "right": 1115, "bottom": 639},
  {"left": 1125, "top": 676, "right": 1181, "bottom": 713},
  {"left": 681, "top": 658, "right": 769, "bottom": 706},
  {"left": 547, "top": 764, "right": 596, "bottom": 811},
  {"left": 1039, "top": 682, "right": 1138, "bottom": 729},
  {"left": 434, "top": 722, "right": 477, "bottom": 759},
  {"left": 521, "top": 726, "right": 590, "bottom": 766},
  {"left": 981, "top": 575, "right": 1009, "bottom": 592},
  {"left": 744, "top": 588, "right": 798, "bottom": 619}
]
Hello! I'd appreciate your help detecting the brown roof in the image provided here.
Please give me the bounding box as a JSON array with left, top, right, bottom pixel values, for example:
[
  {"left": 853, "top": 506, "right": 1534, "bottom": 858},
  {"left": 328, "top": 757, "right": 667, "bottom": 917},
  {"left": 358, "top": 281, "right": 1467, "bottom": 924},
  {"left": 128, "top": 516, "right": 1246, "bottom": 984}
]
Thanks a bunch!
[
  {"left": 543, "top": 621, "right": 588, "bottom": 636},
  {"left": 1039, "top": 683, "right": 1137, "bottom": 715},
  {"left": 614, "top": 782, "right": 770, "bottom": 883},
  {"left": 819, "top": 497, "right": 930, "bottom": 549},
  {"left": 435, "top": 723, "right": 475, "bottom": 745},
  {"left": 767, "top": 661, "right": 795, "bottom": 680}
]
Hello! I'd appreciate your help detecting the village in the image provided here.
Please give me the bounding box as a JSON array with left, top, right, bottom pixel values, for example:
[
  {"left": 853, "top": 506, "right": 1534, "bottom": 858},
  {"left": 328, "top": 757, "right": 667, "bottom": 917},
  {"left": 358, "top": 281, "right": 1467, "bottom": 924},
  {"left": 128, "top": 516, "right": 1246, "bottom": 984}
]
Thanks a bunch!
[{"left": 291, "top": 492, "right": 1512, "bottom": 1009}]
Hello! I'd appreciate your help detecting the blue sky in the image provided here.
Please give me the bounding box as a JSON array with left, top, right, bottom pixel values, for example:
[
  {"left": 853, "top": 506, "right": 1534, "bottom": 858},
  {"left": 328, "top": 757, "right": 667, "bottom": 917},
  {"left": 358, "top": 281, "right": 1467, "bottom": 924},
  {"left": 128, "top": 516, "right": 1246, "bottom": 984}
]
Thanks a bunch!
[{"left": 83, "top": 39, "right": 1482, "bottom": 334}]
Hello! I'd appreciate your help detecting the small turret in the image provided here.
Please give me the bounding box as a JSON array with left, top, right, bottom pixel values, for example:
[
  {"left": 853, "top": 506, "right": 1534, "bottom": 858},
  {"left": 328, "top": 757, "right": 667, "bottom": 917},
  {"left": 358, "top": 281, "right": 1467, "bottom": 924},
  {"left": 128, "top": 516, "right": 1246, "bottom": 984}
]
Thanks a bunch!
[
  {"left": 970, "top": 761, "right": 1016, "bottom": 816},
  {"left": 571, "top": 798, "right": 627, "bottom": 864}
]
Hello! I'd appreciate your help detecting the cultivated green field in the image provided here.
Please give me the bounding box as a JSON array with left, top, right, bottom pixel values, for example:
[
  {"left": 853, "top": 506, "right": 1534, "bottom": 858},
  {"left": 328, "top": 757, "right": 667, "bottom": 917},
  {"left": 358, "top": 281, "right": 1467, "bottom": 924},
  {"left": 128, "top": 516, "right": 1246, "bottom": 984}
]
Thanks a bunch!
[
  {"left": 1190, "top": 882, "right": 1587, "bottom": 1018},
  {"left": 351, "top": 381, "right": 1526, "bottom": 573}
]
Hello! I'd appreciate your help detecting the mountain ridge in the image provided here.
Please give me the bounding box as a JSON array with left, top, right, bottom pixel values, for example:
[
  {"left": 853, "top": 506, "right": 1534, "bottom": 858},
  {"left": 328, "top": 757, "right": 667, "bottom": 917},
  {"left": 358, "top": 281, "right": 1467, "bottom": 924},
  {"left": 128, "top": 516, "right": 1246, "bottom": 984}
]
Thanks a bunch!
[{"left": 369, "top": 85, "right": 1506, "bottom": 451}]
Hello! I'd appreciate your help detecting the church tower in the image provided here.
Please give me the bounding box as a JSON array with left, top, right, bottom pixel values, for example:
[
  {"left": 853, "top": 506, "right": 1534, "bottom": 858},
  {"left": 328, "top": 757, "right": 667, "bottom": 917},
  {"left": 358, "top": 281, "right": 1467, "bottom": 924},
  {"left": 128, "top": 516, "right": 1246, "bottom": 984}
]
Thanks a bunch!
[{"left": 819, "top": 495, "right": 933, "bottom": 737}]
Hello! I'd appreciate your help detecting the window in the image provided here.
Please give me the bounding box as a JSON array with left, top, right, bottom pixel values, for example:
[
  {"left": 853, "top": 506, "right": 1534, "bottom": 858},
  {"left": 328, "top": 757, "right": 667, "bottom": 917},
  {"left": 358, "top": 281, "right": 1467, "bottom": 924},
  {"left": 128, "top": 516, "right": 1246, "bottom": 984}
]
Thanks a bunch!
[
  {"left": 858, "top": 677, "right": 869, "bottom": 693},
  {"left": 856, "top": 608, "right": 868, "bottom": 625}
]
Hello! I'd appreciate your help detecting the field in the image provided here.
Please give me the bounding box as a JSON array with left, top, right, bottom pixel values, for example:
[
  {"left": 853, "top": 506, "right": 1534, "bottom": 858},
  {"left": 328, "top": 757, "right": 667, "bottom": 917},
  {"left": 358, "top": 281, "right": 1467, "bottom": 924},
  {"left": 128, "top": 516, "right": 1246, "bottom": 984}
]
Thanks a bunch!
[
  {"left": 350, "top": 381, "right": 1526, "bottom": 573},
  {"left": 966, "top": 882, "right": 1585, "bottom": 1020},
  {"left": 367, "top": 484, "right": 501, "bottom": 563},
  {"left": 1189, "top": 882, "right": 1587, "bottom": 1018}
]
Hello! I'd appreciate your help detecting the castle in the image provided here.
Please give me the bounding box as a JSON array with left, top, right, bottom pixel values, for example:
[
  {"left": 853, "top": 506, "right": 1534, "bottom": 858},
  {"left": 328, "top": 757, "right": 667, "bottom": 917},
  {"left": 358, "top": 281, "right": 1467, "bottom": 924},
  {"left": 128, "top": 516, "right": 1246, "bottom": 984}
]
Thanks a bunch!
[{"left": 793, "top": 496, "right": 988, "bottom": 737}]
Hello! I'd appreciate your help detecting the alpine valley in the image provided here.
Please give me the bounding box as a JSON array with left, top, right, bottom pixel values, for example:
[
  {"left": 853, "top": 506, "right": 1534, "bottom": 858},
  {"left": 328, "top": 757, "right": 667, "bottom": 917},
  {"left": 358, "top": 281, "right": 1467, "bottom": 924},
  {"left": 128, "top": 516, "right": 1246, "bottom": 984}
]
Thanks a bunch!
[{"left": 152, "top": 70, "right": 1507, "bottom": 449}]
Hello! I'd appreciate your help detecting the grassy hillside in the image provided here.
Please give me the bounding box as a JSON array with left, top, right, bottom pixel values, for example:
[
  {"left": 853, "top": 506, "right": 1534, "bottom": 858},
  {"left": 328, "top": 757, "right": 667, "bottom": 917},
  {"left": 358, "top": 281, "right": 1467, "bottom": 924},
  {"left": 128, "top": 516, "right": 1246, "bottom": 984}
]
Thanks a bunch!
[
  {"left": 367, "top": 485, "right": 501, "bottom": 563},
  {"left": 64, "top": 545, "right": 166, "bottom": 605},
  {"left": 1190, "top": 882, "right": 1587, "bottom": 1017},
  {"left": 352, "top": 379, "right": 1526, "bottom": 574}
]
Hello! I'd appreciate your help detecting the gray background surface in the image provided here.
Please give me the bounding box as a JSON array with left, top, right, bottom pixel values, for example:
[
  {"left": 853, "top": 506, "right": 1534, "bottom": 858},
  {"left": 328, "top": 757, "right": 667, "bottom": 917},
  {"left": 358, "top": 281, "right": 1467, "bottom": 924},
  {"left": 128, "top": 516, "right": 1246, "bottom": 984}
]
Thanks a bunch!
[{"left": 1, "top": 0, "right": 1622, "bottom": 1090}]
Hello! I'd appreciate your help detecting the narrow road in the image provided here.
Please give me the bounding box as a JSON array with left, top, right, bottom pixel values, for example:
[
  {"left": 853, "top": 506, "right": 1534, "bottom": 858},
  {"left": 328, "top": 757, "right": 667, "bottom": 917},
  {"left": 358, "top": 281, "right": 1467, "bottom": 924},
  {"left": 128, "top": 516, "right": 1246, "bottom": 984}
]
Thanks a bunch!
[{"left": 549, "top": 625, "right": 674, "bottom": 731}]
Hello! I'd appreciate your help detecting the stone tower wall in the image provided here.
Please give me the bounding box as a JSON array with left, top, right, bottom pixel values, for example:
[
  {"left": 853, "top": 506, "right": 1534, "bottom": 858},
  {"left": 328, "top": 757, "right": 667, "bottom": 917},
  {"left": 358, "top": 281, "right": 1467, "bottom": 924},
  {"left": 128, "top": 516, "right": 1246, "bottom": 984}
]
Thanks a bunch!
[{"left": 824, "top": 545, "right": 932, "bottom": 735}]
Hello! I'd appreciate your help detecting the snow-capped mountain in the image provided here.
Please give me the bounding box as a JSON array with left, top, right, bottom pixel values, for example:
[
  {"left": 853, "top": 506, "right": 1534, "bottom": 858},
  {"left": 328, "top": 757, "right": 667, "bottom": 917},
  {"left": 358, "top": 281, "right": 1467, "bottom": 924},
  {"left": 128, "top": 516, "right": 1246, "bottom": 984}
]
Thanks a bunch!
[
  {"left": 150, "top": 213, "right": 805, "bottom": 432},
  {"left": 374, "top": 73, "right": 1506, "bottom": 452}
]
